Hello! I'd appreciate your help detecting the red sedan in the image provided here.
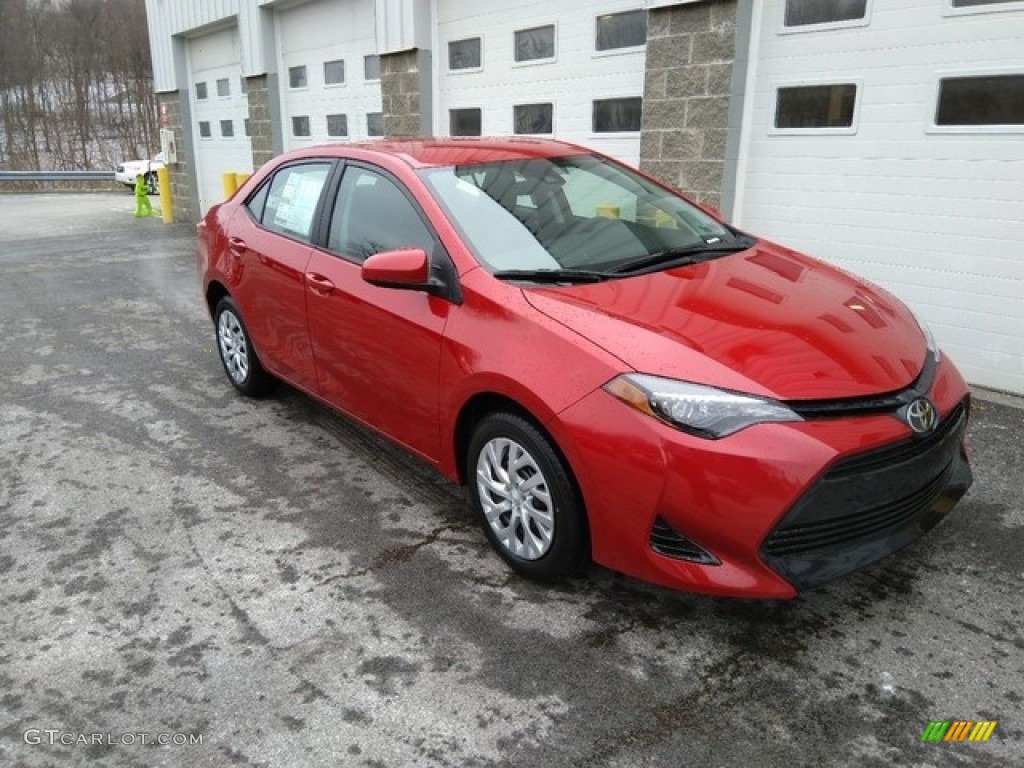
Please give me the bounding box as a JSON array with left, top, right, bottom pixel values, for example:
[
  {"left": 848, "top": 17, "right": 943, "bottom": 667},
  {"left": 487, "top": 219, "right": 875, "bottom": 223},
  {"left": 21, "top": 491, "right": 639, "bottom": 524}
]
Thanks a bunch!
[{"left": 196, "top": 138, "right": 972, "bottom": 598}]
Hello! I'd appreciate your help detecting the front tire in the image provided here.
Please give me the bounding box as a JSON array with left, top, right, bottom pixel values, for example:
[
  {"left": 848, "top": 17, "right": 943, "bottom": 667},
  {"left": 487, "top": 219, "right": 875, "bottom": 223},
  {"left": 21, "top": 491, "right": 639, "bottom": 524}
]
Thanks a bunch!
[
  {"left": 467, "top": 412, "right": 588, "bottom": 583},
  {"left": 214, "top": 297, "right": 275, "bottom": 396}
]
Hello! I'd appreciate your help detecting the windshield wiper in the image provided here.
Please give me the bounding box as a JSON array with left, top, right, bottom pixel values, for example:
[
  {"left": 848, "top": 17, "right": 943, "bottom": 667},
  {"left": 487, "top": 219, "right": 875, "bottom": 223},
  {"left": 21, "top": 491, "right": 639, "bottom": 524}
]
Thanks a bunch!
[
  {"left": 607, "top": 239, "right": 753, "bottom": 275},
  {"left": 492, "top": 268, "right": 611, "bottom": 284}
]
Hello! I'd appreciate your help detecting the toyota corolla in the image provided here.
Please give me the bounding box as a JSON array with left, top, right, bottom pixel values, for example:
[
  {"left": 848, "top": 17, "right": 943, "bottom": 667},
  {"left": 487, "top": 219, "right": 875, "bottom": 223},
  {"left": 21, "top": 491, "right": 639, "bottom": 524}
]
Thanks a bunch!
[{"left": 196, "top": 138, "right": 972, "bottom": 598}]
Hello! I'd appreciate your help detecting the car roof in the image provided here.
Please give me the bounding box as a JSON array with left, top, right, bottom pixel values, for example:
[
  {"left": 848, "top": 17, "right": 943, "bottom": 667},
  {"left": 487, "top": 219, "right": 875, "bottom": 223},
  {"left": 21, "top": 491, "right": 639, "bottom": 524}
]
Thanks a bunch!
[{"left": 281, "top": 137, "right": 589, "bottom": 169}]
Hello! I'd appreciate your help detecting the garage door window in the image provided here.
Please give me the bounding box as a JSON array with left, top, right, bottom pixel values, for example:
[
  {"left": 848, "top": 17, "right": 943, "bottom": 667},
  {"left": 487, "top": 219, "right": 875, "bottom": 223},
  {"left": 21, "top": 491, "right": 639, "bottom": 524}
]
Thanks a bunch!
[
  {"left": 364, "top": 55, "right": 380, "bottom": 81},
  {"left": 324, "top": 59, "right": 345, "bottom": 86},
  {"left": 593, "top": 97, "right": 642, "bottom": 132},
  {"left": 775, "top": 84, "right": 857, "bottom": 128},
  {"left": 198, "top": 121, "right": 211, "bottom": 138},
  {"left": 195, "top": 82, "right": 208, "bottom": 100},
  {"left": 783, "top": 0, "right": 868, "bottom": 27},
  {"left": 261, "top": 163, "right": 332, "bottom": 243},
  {"left": 220, "top": 120, "right": 234, "bottom": 138},
  {"left": 327, "top": 114, "right": 349, "bottom": 138},
  {"left": 514, "top": 103, "right": 553, "bottom": 134},
  {"left": 292, "top": 116, "right": 311, "bottom": 138},
  {"left": 596, "top": 10, "right": 647, "bottom": 51},
  {"left": 450, "top": 108, "right": 482, "bottom": 136},
  {"left": 367, "top": 112, "right": 384, "bottom": 137},
  {"left": 935, "top": 74, "right": 1024, "bottom": 126},
  {"left": 216, "top": 78, "right": 230, "bottom": 97},
  {"left": 289, "top": 65, "right": 307, "bottom": 89},
  {"left": 515, "top": 25, "right": 555, "bottom": 63},
  {"left": 244, "top": 118, "right": 251, "bottom": 137},
  {"left": 449, "top": 37, "right": 482, "bottom": 71}
]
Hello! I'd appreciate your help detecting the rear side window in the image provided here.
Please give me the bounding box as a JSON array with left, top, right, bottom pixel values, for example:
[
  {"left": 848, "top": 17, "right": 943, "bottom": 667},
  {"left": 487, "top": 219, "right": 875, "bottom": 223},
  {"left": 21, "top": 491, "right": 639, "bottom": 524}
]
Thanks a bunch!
[
  {"left": 253, "top": 163, "right": 331, "bottom": 242},
  {"left": 328, "top": 167, "right": 434, "bottom": 263}
]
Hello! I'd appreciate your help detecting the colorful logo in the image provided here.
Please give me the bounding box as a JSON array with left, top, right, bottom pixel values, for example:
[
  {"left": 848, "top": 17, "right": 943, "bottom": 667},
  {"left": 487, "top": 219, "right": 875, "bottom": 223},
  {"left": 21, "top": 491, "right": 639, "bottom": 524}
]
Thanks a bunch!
[{"left": 921, "top": 720, "right": 997, "bottom": 742}]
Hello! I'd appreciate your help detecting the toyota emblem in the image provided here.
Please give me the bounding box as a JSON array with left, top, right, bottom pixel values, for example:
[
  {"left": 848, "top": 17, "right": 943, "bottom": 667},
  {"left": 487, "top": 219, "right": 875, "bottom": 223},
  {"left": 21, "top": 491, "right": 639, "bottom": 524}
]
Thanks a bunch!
[{"left": 906, "top": 398, "right": 938, "bottom": 434}]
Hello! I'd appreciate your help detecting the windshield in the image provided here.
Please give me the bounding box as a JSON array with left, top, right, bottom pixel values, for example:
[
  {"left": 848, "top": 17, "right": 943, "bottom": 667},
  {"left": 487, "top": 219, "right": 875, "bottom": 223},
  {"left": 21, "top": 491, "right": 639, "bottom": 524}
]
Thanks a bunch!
[{"left": 420, "top": 153, "right": 740, "bottom": 274}]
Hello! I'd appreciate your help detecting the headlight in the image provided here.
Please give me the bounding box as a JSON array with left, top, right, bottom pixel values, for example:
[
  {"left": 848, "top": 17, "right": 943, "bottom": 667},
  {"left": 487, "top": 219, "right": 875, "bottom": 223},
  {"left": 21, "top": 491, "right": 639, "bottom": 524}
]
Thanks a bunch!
[{"left": 603, "top": 374, "right": 802, "bottom": 439}]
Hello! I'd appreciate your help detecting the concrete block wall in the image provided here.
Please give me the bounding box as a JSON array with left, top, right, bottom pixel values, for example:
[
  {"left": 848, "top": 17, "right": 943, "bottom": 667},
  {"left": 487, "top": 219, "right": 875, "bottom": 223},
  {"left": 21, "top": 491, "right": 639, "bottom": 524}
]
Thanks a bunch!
[
  {"left": 155, "top": 91, "right": 198, "bottom": 224},
  {"left": 380, "top": 49, "right": 432, "bottom": 137},
  {"left": 639, "top": 0, "right": 738, "bottom": 210}
]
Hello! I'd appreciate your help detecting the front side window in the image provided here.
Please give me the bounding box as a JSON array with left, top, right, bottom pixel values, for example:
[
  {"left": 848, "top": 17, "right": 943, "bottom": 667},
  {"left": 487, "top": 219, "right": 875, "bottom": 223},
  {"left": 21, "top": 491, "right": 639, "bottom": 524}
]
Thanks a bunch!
[
  {"left": 450, "top": 108, "right": 482, "bottom": 136},
  {"left": 324, "top": 59, "right": 345, "bottom": 85},
  {"left": 514, "top": 103, "right": 553, "bottom": 134},
  {"left": 260, "top": 163, "right": 331, "bottom": 242},
  {"left": 515, "top": 25, "right": 555, "bottom": 62},
  {"left": 422, "top": 154, "right": 735, "bottom": 274},
  {"left": 596, "top": 10, "right": 647, "bottom": 50},
  {"left": 328, "top": 167, "right": 434, "bottom": 263},
  {"left": 935, "top": 74, "right": 1024, "bottom": 125},
  {"left": 449, "top": 37, "right": 482, "bottom": 70},
  {"left": 784, "top": 0, "right": 867, "bottom": 26},
  {"left": 593, "top": 97, "right": 642, "bottom": 132},
  {"left": 289, "top": 65, "right": 307, "bottom": 89},
  {"left": 775, "top": 84, "right": 857, "bottom": 128}
]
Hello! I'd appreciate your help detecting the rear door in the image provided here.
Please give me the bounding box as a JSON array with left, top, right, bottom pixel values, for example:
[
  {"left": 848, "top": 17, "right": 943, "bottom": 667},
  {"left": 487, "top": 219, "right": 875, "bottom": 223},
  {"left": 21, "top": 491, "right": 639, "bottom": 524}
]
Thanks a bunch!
[
  {"left": 305, "top": 163, "right": 452, "bottom": 462},
  {"left": 232, "top": 161, "right": 333, "bottom": 393}
]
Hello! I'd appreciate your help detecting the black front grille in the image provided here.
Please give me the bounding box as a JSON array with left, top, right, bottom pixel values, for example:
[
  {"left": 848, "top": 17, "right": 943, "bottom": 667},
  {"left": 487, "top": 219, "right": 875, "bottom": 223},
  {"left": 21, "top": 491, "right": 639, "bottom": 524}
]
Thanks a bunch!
[
  {"left": 650, "top": 517, "right": 718, "bottom": 564},
  {"left": 760, "top": 398, "right": 972, "bottom": 590},
  {"left": 762, "top": 465, "right": 951, "bottom": 556}
]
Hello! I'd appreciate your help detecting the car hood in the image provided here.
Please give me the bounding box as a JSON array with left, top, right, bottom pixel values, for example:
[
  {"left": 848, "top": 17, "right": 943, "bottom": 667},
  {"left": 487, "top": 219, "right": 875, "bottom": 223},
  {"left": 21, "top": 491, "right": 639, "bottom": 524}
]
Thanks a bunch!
[{"left": 522, "top": 241, "right": 927, "bottom": 400}]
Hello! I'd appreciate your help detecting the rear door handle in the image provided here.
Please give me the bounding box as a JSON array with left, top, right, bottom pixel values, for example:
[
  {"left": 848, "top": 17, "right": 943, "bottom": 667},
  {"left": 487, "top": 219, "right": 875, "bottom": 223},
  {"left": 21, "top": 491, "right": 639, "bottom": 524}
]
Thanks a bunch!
[
  {"left": 306, "top": 272, "right": 335, "bottom": 295},
  {"left": 228, "top": 236, "right": 247, "bottom": 251}
]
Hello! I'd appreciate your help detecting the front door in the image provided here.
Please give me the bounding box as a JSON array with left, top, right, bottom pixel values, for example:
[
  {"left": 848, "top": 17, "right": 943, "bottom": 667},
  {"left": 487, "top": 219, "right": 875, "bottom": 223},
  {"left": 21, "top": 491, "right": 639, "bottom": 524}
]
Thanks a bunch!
[{"left": 305, "top": 164, "right": 451, "bottom": 462}]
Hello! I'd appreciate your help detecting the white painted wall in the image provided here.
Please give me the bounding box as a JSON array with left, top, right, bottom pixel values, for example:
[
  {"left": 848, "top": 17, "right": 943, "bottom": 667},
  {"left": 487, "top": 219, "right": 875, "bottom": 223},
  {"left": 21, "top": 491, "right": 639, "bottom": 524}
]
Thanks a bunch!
[
  {"left": 736, "top": 0, "right": 1024, "bottom": 395},
  {"left": 276, "top": 0, "right": 383, "bottom": 149},
  {"left": 436, "top": 0, "right": 647, "bottom": 166},
  {"left": 189, "top": 27, "right": 254, "bottom": 215}
]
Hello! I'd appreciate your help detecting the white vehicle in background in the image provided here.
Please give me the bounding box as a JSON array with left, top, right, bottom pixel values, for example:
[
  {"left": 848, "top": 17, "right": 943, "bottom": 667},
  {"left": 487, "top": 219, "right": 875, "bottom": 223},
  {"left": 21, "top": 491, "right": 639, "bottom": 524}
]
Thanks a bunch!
[{"left": 114, "top": 152, "right": 165, "bottom": 195}]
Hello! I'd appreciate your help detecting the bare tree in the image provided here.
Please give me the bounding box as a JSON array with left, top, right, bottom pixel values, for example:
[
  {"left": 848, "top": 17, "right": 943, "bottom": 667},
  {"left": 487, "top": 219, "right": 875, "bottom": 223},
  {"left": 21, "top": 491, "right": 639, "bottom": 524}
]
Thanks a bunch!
[{"left": 0, "top": 0, "right": 158, "bottom": 170}]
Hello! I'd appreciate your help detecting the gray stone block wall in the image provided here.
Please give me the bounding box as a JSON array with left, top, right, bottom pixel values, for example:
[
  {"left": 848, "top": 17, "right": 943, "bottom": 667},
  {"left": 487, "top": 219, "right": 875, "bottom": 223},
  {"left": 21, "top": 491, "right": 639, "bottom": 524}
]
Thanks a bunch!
[
  {"left": 640, "top": 0, "right": 738, "bottom": 211},
  {"left": 380, "top": 49, "right": 432, "bottom": 137},
  {"left": 246, "top": 74, "right": 282, "bottom": 170},
  {"left": 156, "top": 92, "right": 198, "bottom": 224}
]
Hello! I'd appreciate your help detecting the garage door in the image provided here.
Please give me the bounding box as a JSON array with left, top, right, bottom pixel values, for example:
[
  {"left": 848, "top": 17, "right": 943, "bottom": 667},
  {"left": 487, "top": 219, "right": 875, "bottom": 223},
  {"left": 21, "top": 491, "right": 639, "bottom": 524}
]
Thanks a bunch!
[
  {"left": 277, "top": 0, "right": 382, "bottom": 150},
  {"left": 189, "top": 27, "right": 253, "bottom": 216},
  {"left": 735, "top": 0, "right": 1024, "bottom": 395},
  {"left": 436, "top": 0, "right": 647, "bottom": 167}
]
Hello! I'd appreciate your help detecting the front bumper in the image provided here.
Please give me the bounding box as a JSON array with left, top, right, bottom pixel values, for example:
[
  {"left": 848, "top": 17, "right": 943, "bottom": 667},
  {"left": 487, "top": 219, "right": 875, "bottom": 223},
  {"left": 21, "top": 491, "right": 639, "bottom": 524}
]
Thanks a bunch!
[
  {"left": 554, "top": 357, "right": 972, "bottom": 598},
  {"left": 759, "top": 402, "right": 971, "bottom": 591}
]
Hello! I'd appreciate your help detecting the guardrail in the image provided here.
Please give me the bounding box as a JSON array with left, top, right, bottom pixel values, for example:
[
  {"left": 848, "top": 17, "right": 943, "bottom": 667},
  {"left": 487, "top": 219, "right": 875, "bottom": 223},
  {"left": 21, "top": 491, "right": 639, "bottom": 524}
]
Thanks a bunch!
[{"left": 0, "top": 170, "right": 116, "bottom": 182}]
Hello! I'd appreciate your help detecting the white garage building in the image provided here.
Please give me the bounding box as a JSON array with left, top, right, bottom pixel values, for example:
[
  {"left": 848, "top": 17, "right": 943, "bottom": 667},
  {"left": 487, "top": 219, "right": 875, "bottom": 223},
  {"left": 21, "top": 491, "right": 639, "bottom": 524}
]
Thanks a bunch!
[{"left": 144, "top": 0, "right": 1024, "bottom": 396}]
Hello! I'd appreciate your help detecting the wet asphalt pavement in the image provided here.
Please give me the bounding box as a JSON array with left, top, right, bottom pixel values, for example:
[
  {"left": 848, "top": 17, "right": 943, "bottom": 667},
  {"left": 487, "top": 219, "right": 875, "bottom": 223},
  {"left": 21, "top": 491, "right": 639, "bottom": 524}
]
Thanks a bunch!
[{"left": 0, "top": 193, "right": 1021, "bottom": 767}]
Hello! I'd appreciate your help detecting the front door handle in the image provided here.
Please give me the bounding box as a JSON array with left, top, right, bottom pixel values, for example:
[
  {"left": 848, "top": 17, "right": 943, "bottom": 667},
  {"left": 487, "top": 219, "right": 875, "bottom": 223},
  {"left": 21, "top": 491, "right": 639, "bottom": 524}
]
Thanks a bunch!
[
  {"left": 306, "top": 272, "right": 335, "bottom": 295},
  {"left": 228, "top": 236, "right": 247, "bottom": 251}
]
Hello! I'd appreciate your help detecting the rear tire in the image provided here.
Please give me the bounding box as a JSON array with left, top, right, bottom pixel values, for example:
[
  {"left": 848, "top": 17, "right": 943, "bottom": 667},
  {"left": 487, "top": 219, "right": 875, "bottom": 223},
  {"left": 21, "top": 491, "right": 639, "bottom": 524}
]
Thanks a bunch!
[
  {"left": 214, "top": 297, "right": 275, "bottom": 397},
  {"left": 467, "top": 412, "right": 588, "bottom": 583}
]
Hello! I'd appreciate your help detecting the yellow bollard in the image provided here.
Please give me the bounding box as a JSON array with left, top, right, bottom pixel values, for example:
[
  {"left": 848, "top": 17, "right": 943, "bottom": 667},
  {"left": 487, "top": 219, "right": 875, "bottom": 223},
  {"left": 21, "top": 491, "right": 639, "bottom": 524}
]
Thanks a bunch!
[
  {"left": 235, "top": 172, "right": 252, "bottom": 188},
  {"left": 596, "top": 204, "right": 620, "bottom": 219},
  {"left": 157, "top": 167, "right": 173, "bottom": 224},
  {"left": 222, "top": 172, "right": 238, "bottom": 200}
]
